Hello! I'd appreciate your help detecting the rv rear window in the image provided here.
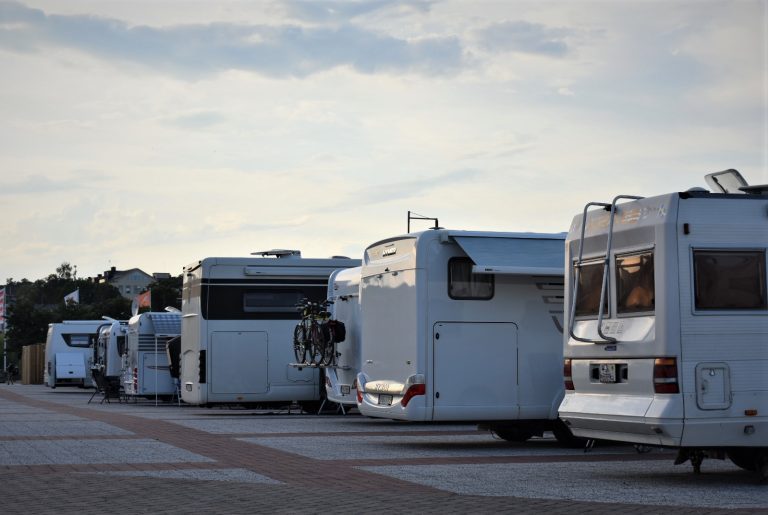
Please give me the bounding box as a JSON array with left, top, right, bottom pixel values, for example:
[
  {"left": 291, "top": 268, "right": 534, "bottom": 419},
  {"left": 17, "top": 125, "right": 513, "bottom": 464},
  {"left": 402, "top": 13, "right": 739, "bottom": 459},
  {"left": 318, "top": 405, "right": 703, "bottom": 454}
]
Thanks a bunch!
[
  {"left": 62, "top": 334, "right": 95, "bottom": 348},
  {"left": 448, "top": 258, "right": 494, "bottom": 300},
  {"left": 616, "top": 251, "right": 655, "bottom": 315},
  {"left": 693, "top": 250, "right": 767, "bottom": 310},
  {"left": 573, "top": 261, "right": 608, "bottom": 317}
]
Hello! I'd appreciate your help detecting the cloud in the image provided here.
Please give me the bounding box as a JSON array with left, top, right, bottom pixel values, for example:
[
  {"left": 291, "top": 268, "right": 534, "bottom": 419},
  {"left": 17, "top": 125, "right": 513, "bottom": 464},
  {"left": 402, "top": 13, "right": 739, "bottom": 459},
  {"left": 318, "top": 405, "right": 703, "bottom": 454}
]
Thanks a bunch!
[
  {"left": 0, "top": 1, "right": 464, "bottom": 78},
  {"left": 282, "top": 0, "right": 433, "bottom": 23},
  {"left": 0, "top": 174, "right": 77, "bottom": 195},
  {"left": 351, "top": 168, "right": 484, "bottom": 205},
  {"left": 162, "top": 111, "right": 227, "bottom": 130},
  {"left": 475, "top": 20, "right": 572, "bottom": 57}
]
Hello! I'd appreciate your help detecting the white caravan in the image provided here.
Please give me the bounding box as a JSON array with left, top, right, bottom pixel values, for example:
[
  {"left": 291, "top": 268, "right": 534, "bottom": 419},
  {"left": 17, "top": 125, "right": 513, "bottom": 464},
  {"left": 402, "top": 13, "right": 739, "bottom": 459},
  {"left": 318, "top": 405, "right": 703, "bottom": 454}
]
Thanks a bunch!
[
  {"left": 44, "top": 320, "right": 103, "bottom": 388},
  {"left": 355, "top": 229, "right": 575, "bottom": 442},
  {"left": 324, "top": 266, "right": 362, "bottom": 411},
  {"left": 94, "top": 319, "right": 127, "bottom": 381},
  {"left": 180, "top": 250, "right": 360, "bottom": 407},
  {"left": 121, "top": 311, "right": 181, "bottom": 399},
  {"left": 559, "top": 169, "right": 768, "bottom": 478}
]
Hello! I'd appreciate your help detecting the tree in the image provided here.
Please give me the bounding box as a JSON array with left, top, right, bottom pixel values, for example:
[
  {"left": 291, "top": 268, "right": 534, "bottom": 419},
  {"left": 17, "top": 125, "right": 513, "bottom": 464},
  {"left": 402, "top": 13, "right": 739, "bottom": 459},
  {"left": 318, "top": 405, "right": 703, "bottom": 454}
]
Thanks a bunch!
[{"left": 144, "top": 274, "right": 183, "bottom": 312}]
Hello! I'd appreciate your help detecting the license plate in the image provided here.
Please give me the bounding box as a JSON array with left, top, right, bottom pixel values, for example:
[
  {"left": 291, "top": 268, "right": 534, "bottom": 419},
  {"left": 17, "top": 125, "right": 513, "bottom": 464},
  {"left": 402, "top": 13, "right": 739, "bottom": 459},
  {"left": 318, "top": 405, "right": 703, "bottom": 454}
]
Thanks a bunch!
[
  {"left": 341, "top": 385, "right": 351, "bottom": 395},
  {"left": 599, "top": 363, "right": 617, "bottom": 384},
  {"left": 378, "top": 394, "right": 393, "bottom": 406}
]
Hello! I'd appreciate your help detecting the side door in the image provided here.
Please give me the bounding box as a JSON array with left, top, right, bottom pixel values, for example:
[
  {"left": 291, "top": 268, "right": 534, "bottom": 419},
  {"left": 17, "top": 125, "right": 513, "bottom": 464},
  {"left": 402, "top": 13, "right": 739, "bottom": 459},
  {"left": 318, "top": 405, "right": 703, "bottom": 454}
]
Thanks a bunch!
[
  {"left": 210, "top": 331, "right": 269, "bottom": 395},
  {"left": 432, "top": 322, "right": 519, "bottom": 421}
]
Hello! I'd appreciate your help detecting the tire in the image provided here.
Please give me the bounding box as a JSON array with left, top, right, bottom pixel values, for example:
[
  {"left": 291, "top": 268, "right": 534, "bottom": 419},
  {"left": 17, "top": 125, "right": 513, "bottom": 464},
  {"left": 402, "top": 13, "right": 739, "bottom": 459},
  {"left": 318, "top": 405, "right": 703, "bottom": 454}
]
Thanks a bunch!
[
  {"left": 493, "top": 427, "right": 535, "bottom": 442},
  {"left": 320, "top": 329, "right": 335, "bottom": 367},
  {"left": 309, "top": 324, "right": 325, "bottom": 365},
  {"left": 293, "top": 324, "right": 307, "bottom": 364},
  {"left": 727, "top": 449, "right": 758, "bottom": 471},
  {"left": 552, "top": 419, "right": 586, "bottom": 448}
]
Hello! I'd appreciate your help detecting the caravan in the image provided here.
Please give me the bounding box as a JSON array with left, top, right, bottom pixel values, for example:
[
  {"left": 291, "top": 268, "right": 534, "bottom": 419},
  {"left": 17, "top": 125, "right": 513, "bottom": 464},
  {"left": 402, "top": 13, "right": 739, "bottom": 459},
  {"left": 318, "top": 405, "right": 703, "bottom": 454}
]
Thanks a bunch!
[
  {"left": 44, "top": 321, "right": 103, "bottom": 388},
  {"left": 94, "top": 319, "right": 127, "bottom": 381},
  {"left": 355, "top": 229, "right": 576, "bottom": 442},
  {"left": 180, "top": 250, "right": 360, "bottom": 407},
  {"left": 559, "top": 170, "right": 768, "bottom": 478},
  {"left": 121, "top": 311, "right": 181, "bottom": 399},
  {"left": 324, "top": 266, "right": 362, "bottom": 410}
]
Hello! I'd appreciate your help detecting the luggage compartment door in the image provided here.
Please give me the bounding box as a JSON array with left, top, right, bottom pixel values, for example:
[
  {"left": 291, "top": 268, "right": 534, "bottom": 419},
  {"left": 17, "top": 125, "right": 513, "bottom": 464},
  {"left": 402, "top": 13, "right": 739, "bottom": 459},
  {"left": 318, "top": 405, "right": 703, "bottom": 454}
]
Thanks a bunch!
[
  {"left": 211, "top": 331, "right": 268, "bottom": 394},
  {"left": 432, "top": 322, "right": 519, "bottom": 420},
  {"left": 695, "top": 362, "right": 731, "bottom": 410}
]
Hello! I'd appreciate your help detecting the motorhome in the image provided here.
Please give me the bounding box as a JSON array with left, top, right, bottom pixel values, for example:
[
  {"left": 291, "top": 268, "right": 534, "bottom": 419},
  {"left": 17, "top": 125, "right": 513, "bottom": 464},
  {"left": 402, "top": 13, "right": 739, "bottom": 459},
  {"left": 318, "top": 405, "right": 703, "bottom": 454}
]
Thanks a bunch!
[
  {"left": 180, "top": 250, "right": 360, "bottom": 407},
  {"left": 94, "top": 319, "right": 127, "bottom": 381},
  {"left": 121, "top": 311, "right": 181, "bottom": 399},
  {"left": 559, "top": 169, "right": 768, "bottom": 478},
  {"left": 355, "top": 229, "right": 575, "bottom": 442},
  {"left": 324, "top": 266, "right": 362, "bottom": 411},
  {"left": 44, "top": 320, "right": 103, "bottom": 388}
]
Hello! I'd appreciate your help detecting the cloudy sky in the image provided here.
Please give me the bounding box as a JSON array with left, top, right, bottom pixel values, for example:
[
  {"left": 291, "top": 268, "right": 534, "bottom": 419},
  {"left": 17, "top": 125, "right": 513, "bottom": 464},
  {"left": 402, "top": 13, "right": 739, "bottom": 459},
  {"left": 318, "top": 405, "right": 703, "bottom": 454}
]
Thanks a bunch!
[{"left": 0, "top": 0, "right": 766, "bottom": 281}]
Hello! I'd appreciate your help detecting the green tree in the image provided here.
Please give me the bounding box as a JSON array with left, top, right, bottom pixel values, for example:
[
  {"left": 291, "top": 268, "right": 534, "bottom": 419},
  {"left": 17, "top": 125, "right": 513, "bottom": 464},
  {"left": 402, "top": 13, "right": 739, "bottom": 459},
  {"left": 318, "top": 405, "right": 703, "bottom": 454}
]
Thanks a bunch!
[{"left": 144, "top": 274, "right": 183, "bottom": 312}]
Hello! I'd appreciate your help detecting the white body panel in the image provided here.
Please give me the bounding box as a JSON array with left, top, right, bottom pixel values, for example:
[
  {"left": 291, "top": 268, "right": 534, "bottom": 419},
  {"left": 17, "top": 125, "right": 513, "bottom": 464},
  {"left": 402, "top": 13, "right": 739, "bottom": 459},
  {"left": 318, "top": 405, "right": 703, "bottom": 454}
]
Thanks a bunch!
[
  {"left": 324, "top": 267, "right": 362, "bottom": 407},
  {"left": 94, "top": 320, "right": 127, "bottom": 379},
  {"left": 559, "top": 191, "right": 768, "bottom": 450},
  {"left": 180, "top": 255, "right": 360, "bottom": 406},
  {"left": 44, "top": 321, "right": 103, "bottom": 388},
  {"left": 356, "top": 230, "right": 566, "bottom": 424},
  {"left": 121, "top": 312, "right": 180, "bottom": 398}
]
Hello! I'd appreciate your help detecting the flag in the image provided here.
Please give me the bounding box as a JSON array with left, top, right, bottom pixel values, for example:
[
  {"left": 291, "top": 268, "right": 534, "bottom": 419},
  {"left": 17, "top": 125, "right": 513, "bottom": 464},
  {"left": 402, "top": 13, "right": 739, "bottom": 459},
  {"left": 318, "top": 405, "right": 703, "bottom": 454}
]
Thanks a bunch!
[
  {"left": 131, "top": 290, "right": 151, "bottom": 315},
  {"left": 64, "top": 289, "right": 79, "bottom": 305},
  {"left": 0, "top": 287, "right": 5, "bottom": 329}
]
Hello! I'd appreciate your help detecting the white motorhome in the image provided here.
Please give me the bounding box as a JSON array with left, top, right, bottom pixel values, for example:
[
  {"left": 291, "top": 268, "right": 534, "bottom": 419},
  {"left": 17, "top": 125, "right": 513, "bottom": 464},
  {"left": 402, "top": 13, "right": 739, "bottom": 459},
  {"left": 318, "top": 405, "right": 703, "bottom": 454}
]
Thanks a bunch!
[
  {"left": 559, "top": 169, "right": 767, "bottom": 478},
  {"left": 180, "top": 250, "right": 360, "bottom": 407},
  {"left": 324, "top": 266, "right": 362, "bottom": 411},
  {"left": 44, "top": 320, "right": 103, "bottom": 388},
  {"left": 355, "top": 229, "right": 575, "bottom": 442},
  {"left": 121, "top": 311, "right": 181, "bottom": 399},
  {"left": 94, "top": 319, "right": 127, "bottom": 381}
]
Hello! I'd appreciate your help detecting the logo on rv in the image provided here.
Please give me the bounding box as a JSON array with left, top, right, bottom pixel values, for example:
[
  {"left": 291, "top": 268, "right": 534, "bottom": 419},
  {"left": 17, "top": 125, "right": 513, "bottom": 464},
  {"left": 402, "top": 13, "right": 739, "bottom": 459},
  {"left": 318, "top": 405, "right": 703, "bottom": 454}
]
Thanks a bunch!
[{"left": 382, "top": 247, "right": 397, "bottom": 257}]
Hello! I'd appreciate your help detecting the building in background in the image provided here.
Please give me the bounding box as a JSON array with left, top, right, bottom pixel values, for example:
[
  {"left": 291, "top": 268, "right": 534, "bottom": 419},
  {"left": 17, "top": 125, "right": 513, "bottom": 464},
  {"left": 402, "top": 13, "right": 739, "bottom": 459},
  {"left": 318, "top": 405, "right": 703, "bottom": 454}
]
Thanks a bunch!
[{"left": 95, "top": 267, "right": 169, "bottom": 300}]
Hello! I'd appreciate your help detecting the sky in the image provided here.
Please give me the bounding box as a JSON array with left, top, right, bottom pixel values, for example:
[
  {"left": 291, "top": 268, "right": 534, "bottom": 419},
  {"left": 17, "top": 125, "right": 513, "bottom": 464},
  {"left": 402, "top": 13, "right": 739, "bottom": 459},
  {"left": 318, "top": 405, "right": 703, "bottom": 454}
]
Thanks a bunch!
[{"left": 0, "top": 0, "right": 766, "bottom": 282}]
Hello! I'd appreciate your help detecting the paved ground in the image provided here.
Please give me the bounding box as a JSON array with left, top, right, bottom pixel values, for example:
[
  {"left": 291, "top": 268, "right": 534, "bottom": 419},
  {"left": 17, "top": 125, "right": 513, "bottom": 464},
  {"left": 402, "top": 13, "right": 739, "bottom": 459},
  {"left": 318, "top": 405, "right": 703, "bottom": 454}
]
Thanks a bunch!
[{"left": 0, "top": 384, "right": 765, "bottom": 514}]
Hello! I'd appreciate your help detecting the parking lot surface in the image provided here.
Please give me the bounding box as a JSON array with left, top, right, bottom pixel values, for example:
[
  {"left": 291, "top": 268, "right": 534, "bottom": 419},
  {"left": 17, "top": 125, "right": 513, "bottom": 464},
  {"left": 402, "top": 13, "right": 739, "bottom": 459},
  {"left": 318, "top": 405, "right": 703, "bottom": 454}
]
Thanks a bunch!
[{"left": 0, "top": 384, "right": 765, "bottom": 514}]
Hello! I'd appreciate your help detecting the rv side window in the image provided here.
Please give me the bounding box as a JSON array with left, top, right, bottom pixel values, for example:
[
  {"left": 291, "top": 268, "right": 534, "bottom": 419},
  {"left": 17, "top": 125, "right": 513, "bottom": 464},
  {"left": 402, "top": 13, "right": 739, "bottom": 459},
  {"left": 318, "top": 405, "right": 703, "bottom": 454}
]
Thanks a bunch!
[
  {"left": 116, "top": 335, "right": 126, "bottom": 356},
  {"left": 243, "top": 290, "right": 305, "bottom": 313},
  {"left": 573, "top": 261, "right": 608, "bottom": 317},
  {"left": 448, "top": 258, "right": 494, "bottom": 300},
  {"left": 62, "top": 334, "right": 95, "bottom": 348},
  {"left": 693, "top": 249, "right": 767, "bottom": 310},
  {"left": 616, "top": 251, "right": 655, "bottom": 314}
]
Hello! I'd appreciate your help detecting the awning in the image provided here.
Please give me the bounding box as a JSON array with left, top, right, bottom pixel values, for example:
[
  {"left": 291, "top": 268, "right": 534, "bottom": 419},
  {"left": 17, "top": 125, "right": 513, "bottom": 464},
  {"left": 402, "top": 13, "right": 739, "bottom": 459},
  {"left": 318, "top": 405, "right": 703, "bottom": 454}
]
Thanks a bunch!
[{"left": 452, "top": 235, "right": 564, "bottom": 276}]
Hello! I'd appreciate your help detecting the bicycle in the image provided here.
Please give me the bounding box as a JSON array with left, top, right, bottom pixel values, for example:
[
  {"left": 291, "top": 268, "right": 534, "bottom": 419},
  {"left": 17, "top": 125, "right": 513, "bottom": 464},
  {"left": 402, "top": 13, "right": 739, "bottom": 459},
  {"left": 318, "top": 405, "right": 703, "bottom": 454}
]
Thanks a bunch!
[{"left": 293, "top": 299, "right": 333, "bottom": 365}]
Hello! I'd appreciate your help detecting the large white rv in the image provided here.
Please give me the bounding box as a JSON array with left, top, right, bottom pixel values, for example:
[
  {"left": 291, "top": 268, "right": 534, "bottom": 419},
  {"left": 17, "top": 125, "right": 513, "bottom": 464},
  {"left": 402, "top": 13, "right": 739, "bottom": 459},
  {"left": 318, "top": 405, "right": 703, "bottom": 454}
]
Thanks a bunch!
[
  {"left": 180, "top": 251, "right": 360, "bottom": 407},
  {"left": 44, "top": 320, "right": 103, "bottom": 388},
  {"left": 121, "top": 311, "right": 181, "bottom": 399},
  {"left": 559, "top": 170, "right": 768, "bottom": 478},
  {"left": 324, "top": 266, "right": 362, "bottom": 411},
  {"left": 355, "top": 229, "right": 574, "bottom": 442}
]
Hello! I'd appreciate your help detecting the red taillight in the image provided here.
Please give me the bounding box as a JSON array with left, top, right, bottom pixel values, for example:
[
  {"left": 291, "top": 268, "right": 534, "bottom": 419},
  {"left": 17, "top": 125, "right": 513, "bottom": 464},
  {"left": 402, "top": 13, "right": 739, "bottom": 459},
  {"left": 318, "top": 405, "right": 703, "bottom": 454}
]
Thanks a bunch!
[
  {"left": 356, "top": 379, "right": 363, "bottom": 403},
  {"left": 564, "top": 359, "right": 574, "bottom": 391},
  {"left": 401, "top": 383, "right": 426, "bottom": 407},
  {"left": 653, "top": 358, "right": 679, "bottom": 394}
]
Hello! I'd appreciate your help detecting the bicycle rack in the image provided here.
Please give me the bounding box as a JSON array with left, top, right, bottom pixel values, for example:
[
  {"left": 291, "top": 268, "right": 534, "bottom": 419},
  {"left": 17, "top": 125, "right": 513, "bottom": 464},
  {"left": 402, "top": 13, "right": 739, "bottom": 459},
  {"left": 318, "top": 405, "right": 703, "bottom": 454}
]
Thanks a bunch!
[{"left": 568, "top": 195, "right": 643, "bottom": 344}]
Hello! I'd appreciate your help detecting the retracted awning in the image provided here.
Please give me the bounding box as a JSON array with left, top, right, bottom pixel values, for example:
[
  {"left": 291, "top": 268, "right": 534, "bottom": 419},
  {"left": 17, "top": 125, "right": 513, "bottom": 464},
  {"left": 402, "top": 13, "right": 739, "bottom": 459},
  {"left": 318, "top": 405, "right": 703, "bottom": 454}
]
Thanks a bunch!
[{"left": 452, "top": 235, "right": 564, "bottom": 276}]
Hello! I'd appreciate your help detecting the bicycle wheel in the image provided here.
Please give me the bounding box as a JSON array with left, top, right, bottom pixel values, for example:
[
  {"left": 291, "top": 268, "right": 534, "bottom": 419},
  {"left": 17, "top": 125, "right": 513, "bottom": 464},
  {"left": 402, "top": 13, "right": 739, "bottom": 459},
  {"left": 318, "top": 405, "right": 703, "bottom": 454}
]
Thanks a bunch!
[
  {"left": 309, "top": 324, "right": 326, "bottom": 365},
  {"left": 321, "top": 325, "right": 334, "bottom": 366},
  {"left": 293, "top": 324, "right": 307, "bottom": 364}
]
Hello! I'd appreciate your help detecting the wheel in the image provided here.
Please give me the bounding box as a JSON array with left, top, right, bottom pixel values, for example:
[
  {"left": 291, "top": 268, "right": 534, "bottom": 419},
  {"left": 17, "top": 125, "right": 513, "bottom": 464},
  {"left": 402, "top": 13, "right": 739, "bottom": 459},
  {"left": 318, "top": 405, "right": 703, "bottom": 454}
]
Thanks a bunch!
[
  {"left": 293, "top": 324, "right": 307, "bottom": 364},
  {"left": 320, "top": 329, "right": 334, "bottom": 366},
  {"left": 492, "top": 426, "right": 535, "bottom": 442},
  {"left": 727, "top": 449, "right": 758, "bottom": 471},
  {"left": 309, "top": 324, "right": 326, "bottom": 365},
  {"left": 552, "top": 419, "right": 586, "bottom": 448}
]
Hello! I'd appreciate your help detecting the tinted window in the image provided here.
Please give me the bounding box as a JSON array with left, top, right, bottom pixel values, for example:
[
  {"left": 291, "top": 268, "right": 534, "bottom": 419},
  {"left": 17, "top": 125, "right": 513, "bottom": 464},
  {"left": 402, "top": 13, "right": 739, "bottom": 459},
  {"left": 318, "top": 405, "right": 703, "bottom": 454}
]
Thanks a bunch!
[
  {"left": 448, "top": 258, "right": 494, "bottom": 300},
  {"left": 204, "top": 285, "right": 326, "bottom": 320},
  {"left": 573, "top": 261, "right": 608, "bottom": 317},
  {"left": 62, "top": 333, "right": 96, "bottom": 348},
  {"left": 616, "top": 251, "right": 655, "bottom": 314},
  {"left": 244, "top": 290, "right": 305, "bottom": 313},
  {"left": 694, "top": 250, "right": 767, "bottom": 310}
]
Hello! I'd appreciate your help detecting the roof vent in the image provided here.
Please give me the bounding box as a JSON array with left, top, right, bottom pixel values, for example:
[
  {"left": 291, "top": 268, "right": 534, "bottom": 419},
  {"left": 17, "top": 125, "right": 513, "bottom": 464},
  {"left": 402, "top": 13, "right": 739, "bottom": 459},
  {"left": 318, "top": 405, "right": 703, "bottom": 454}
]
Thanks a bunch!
[{"left": 251, "top": 249, "right": 301, "bottom": 258}]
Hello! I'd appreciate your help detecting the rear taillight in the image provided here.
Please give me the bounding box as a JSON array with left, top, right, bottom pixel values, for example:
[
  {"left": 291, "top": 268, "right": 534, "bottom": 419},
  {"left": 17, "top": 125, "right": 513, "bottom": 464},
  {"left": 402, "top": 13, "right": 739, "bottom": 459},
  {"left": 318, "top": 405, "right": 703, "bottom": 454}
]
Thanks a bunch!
[
  {"left": 653, "top": 358, "right": 679, "bottom": 394},
  {"left": 355, "top": 379, "right": 363, "bottom": 403},
  {"left": 564, "top": 359, "right": 574, "bottom": 391},
  {"left": 401, "top": 383, "right": 426, "bottom": 407}
]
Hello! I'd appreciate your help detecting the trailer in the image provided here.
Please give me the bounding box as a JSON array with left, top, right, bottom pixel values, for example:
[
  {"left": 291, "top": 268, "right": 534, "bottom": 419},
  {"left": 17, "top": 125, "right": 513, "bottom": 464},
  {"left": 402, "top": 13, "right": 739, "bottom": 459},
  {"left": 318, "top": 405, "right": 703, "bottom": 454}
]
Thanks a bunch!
[
  {"left": 44, "top": 321, "right": 103, "bottom": 388},
  {"left": 121, "top": 311, "right": 181, "bottom": 400},
  {"left": 324, "top": 266, "right": 362, "bottom": 411},
  {"left": 355, "top": 229, "right": 575, "bottom": 442},
  {"left": 94, "top": 319, "right": 127, "bottom": 381},
  {"left": 559, "top": 169, "right": 768, "bottom": 478},
  {"left": 179, "top": 250, "right": 360, "bottom": 407}
]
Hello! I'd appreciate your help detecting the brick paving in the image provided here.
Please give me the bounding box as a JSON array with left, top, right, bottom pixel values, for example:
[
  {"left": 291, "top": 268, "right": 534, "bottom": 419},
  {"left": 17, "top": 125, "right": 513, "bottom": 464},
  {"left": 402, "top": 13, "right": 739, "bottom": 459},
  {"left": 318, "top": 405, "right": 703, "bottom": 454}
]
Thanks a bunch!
[{"left": 0, "top": 384, "right": 764, "bottom": 514}]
